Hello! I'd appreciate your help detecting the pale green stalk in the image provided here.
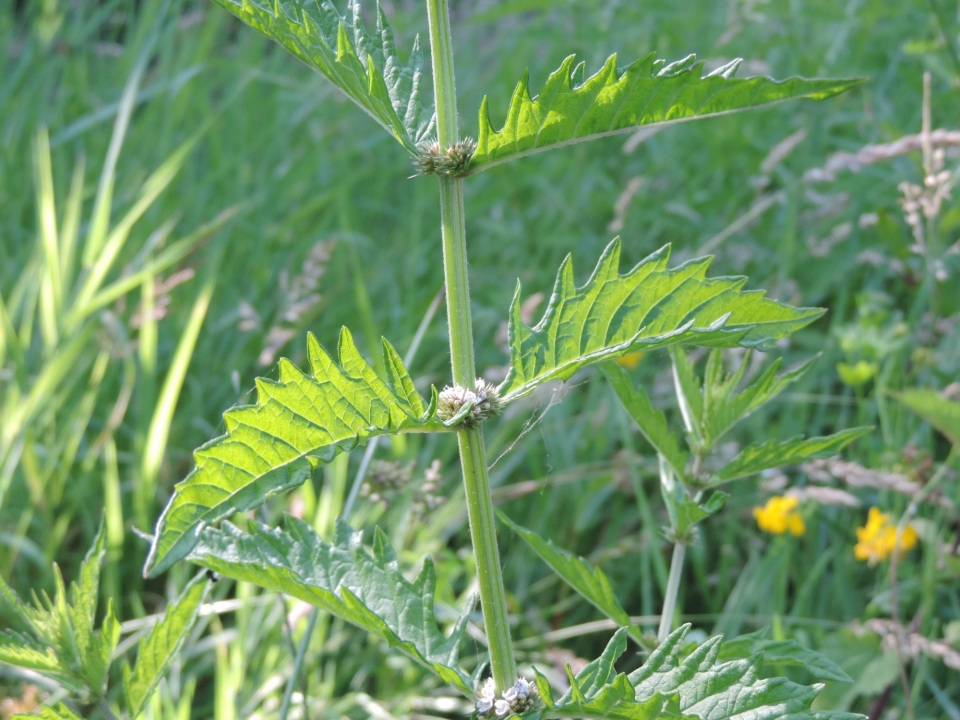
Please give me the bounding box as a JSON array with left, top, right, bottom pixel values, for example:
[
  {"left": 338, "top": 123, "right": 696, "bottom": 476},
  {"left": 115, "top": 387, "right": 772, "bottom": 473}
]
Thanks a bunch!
[
  {"left": 425, "top": 0, "right": 516, "bottom": 692},
  {"left": 657, "top": 542, "right": 686, "bottom": 642},
  {"left": 658, "top": 449, "right": 699, "bottom": 642}
]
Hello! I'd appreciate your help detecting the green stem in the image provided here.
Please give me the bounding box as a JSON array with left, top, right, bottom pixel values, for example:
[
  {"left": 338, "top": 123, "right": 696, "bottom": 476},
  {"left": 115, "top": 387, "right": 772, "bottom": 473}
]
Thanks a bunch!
[
  {"left": 426, "top": 0, "right": 516, "bottom": 692},
  {"left": 658, "top": 542, "right": 686, "bottom": 642}
]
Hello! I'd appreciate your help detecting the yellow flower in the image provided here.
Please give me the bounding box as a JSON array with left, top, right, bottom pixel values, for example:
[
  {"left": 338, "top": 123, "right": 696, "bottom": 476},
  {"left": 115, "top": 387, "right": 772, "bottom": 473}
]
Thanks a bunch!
[
  {"left": 615, "top": 351, "right": 644, "bottom": 370},
  {"left": 854, "top": 507, "right": 918, "bottom": 564},
  {"left": 753, "top": 496, "right": 806, "bottom": 536}
]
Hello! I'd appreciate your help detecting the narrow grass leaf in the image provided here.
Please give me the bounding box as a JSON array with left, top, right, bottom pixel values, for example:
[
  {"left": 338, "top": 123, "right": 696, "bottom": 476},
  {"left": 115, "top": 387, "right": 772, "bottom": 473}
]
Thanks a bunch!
[
  {"left": 139, "top": 259, "right": 218, "bottom": 530},
  {"left": 71, "top": 139, "right": 196, "bottom": 327},
  {"left": 145, "top": 328, "right": 446, "bottom": 576},
  {"left": 892, "top": 388, "right": 960, "bottom": 446},
  {"left": 499, "top": 239, "right": 824, "bottom": 402},
  {"left": 80, "top": 206, "right": 238, "bottom": 319},
  {"left": 187, "top": 516, "right": 473, "bottom": 694},
  {"left": 83, "top": 4, "right": 163, "bottom": 266},
  {"left": 33, "top": 129, "right": 61, "bottom": 325},
  {"left": 716, "top": 428, "right": 872, "bottom": 483},
  {"left": 57, "top": 154, "right": 85, "bottom": 291},
  {"left": 470, "top": 52, "right": 862, "bottom": 172},
  {"left": 125, "top": 575, "right": 209, "bottom": 717},
  {"left": 211, "top": 0, "right": 432, "bottom": 151}
]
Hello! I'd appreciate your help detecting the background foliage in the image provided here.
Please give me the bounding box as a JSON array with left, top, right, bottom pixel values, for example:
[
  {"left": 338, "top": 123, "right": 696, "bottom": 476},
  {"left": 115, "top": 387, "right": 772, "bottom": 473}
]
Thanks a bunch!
[{"left": 1, "top": 0, "right": 959, "bottom": 717}]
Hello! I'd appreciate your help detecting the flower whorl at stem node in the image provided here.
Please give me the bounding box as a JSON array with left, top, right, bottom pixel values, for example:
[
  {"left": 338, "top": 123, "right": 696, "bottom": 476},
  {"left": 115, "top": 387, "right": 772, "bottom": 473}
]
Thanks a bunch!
[
  {"left": 414, "top": 137, "right": 477, "bottom": 176},
  {"left": 476, "top": 677, "right": 539, "bottom": 718},
  {"left": 437, "top": 378, "right": 504, "bottom": 428}
]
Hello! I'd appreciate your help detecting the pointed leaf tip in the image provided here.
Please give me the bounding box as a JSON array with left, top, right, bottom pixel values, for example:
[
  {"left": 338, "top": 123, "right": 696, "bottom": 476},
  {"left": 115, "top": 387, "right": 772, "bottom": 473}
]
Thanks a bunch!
[{"left": 468, "top": 50, "right": 861, "bottom": 172}]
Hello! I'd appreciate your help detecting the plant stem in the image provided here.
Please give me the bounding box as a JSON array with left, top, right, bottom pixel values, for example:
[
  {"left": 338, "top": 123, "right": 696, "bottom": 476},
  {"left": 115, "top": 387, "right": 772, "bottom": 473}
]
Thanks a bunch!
[
  {"left": 658, "top": 541, "right": 686, "bottom": 642},
  {"left": 425, "top": 0, "right": 517, "bottom": 692}
]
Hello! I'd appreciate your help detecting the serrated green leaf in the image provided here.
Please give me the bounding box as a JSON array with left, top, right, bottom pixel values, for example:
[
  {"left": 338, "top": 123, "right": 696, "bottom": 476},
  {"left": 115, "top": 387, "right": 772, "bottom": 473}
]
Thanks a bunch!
[
  {"left": 69, "top": 520, "right": 105, "bottom": 644},
  {"left": 497, "top": 512, "right": 642, "bottom": 644},
  {"left": 0, "top": 629, "right": 86, "bottom": 695},
  {"left": 0, "top": 573, "right": 53, "bottom": 643},
  {"left": 700, "top": 350, "right": 817, "bottom": 451},
  {"left": 671, "top": 493, "right": 729, "bottom": 538},
  {"left": 716, "top": 427, "right": 872, "bottom": 483},
  {"left": 718, "top": 628, "right": 851, "bottom": 683},
  {"left": 50, "top": 566, "right": 82, "bottom": 679},
  {"left": 498, "top": 239, "right": 824, "bottom": 402},
  {"left": 212, "top": 0, "right": 432, "bottom": 151},
  {"left": 529, "top": 626, "right": 855, "bottom": 720},
  {"left": 0, "top": 544, "right": 105, "bottom": 697},
  {"left": 12, "top": 704, "right": 84, "bottom": 720},
  {"left": 699, "top": 491, "right": 729, "bottom": 515},
  {"left": 0, "top": 525, "right": 122, "bottom": 699},
  {"left": 68, "top": 521, "right": 108, "bottom": 688},
  {"left": 628, "top": 625, "right": 861, "bottom": 720},
  {"left": 145, "top": 328, "right": 446, "bottom": 576},
  {"left": 534, "top": 630, "right": 670, "bottom": 720},
  {"left": 602, "top": 362, "right": 687, "bottom": 480},
  {"left": 892, "top": 388, "right": 960, "bottom": 446},
  {"left": 187, "top": 515, "right": 473, "bottom": 694},
  {"left": 78, "top": 598, "right": 120, "bottom": 697},
  {"left": 125, "top": 574, "right": 209, "bottom": 717},
  {"left": 469, "top": 52, "right": 862, "bottom": 173},
  {"left": 0, "top": 631, "right": 62, "bottom": 671}
]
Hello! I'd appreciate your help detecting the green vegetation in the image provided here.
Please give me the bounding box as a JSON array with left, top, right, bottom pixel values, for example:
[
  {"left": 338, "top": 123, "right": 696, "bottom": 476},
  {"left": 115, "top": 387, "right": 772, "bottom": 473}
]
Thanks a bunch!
[{"left": 1, "top": 0, "right": 959, "bottom": 718}]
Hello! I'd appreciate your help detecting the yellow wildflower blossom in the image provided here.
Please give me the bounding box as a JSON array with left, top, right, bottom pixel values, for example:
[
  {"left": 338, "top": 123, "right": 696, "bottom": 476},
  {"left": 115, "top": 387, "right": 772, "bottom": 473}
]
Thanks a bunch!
[
  {"left": 854, "top": 507, "right": 918, "bottom": 564},
  {"left": 753, "top": 495, "right": 806, "bottom": 536},
  {"left": 615, "top": 351, "right": 644, "bottom": 370}
]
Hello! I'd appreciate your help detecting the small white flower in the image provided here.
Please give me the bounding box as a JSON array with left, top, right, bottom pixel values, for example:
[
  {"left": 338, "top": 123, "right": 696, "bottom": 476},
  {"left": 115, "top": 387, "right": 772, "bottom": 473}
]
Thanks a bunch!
[
  {"left": 514, "top": 677, "right": 532, "bottom": 699},
  {"left": 502, "top": 686, "right": 518, "bottom": 703},
  {"left": 479, "top": 677, "right": 496, "bottom": 701},
  {"left": 477, "top": 699, "right": 494, "bottom": 714},
  {"left": 494, "top": 699, "right": 512, "bottom": 717}
]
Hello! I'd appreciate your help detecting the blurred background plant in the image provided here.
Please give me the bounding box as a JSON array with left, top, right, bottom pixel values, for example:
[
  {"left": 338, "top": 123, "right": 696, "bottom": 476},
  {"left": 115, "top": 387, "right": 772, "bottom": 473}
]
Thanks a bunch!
[{"left": 1, "top": 0, "right": 959, "bottom": 717}]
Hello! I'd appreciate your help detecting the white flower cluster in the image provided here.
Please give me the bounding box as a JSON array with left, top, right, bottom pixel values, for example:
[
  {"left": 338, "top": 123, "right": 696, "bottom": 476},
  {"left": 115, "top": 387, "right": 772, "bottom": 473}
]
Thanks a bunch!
[
  {"left": 476, "top": 677, "right": 538, "bottom": 718},
  {"left": 437, "top": 378, "right": 504, "bottom": 428},
  {"left": 414, "top": 137, "right": 477, "bottom": 177}
]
